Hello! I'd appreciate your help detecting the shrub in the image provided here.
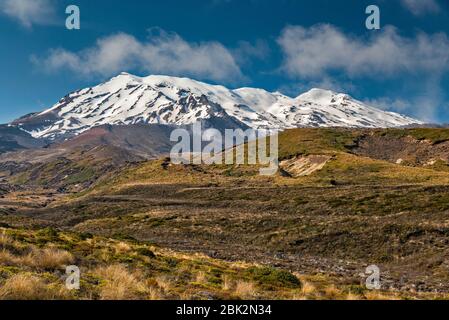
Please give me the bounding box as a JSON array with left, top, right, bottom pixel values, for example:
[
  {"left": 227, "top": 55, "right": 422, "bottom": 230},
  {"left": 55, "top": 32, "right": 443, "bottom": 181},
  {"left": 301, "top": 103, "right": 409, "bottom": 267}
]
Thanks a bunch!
[
  {"left": 246, "top": 267, "right": 301, "bottom": 288},
  {"left": 136, "top": 247, "right": 156, "bottom": 258}
]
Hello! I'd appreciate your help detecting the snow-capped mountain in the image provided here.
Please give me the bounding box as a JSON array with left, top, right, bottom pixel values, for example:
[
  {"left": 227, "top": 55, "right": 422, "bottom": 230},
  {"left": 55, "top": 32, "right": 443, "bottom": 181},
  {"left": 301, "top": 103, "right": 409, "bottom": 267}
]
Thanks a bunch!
[{"left": 12, "top": 73, "right": 422, "bottom": 140}]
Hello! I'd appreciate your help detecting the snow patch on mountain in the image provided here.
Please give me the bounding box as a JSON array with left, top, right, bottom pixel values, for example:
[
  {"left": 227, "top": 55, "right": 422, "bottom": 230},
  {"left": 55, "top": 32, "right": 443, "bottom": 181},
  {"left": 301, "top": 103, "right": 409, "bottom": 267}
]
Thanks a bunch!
[{"left": 13, "top": 73, "right": 422, "bottom": 139}]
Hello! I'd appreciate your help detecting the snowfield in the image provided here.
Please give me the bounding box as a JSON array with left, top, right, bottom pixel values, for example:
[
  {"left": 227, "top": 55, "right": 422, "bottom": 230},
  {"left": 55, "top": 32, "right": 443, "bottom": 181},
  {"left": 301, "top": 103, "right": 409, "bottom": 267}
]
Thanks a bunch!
[{"left": 15, "top": 72, "right": 422, "bottom": 139}]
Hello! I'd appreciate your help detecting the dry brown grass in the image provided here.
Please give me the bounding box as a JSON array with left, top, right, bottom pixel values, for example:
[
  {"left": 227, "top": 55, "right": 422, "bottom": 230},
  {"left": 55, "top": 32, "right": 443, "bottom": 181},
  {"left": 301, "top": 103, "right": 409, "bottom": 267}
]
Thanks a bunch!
[
  {"left": 114, "top": 242, "right": 132, "bottom": 254},
  {"left": 0, "top": 250, "right": 20, "bottom": 265},
  {"left": 291, "top": 293, "right": 307, "bottom": 300},
  {"left": 0, "top": 274, "right": 69, "bottom": 300},
  {"left": 148, "top": 286, "right": 164, "bottom": 300},
  {"left": 94, "top": 264, "right": 146, "bottom": 300},
  {"left": 155, "top": 275, "right": 172, "bottom": 293},
  {"left": 0, "top": 227, "right": 429, "bottom": 301},
  {"left": 0, "top": 249, "right": 34, "bottom": 267},
  {"left": 364, "top": 291, "right": 398, "bottom": 300},
  {"left": 0, "top": 246, "right": 73, "bottom": 270},
  {"left": 346, "top": 292, "right": 362, "bottom": 300},
  {"left": 0, "top": 232, "right": 13, "bottom": 247},
  {"left": 179, "top": 291, "right": 194, "bottom": 300},
  {"left": 301, "top": 281, "right": 317, "bottom": 296},
  {"left": 195, "top": 271, "right": 207, "bottom": 285},
  {"left": 234, "top": 280, "right": 257, "bottom": 299},
  {"left": 323, "top": 285, "right": 342, "bottom": 299},
  {"left": 222, "top": 275, "right": 234, "bottom": 291},
  {"left": 30, "top": 248, "right": 74, "bottom": 269}
]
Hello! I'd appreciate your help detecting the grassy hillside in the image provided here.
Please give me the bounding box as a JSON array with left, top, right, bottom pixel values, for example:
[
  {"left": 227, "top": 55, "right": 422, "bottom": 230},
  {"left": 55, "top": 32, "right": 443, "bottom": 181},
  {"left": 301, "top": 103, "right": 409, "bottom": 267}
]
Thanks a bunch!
[
  {"left": 78, "top": 128, "right": 449, "bottom": 197},
  {"left": 4, "top": 128, "right": 449, "bottom": 299}
]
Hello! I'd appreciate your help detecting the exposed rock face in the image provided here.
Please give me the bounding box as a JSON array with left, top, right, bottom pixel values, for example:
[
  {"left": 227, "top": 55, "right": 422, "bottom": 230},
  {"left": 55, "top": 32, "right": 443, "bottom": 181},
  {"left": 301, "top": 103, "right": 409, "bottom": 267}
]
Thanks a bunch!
[{"left": 280, "top": 155, "right": 332, "bottom": 177}]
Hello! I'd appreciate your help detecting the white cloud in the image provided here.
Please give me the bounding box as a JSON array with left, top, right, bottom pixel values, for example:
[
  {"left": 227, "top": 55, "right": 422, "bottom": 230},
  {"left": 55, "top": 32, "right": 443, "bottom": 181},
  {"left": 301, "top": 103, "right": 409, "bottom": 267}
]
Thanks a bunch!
[
  {"left": 0, "top": 0, "right": 55, "bottom": 28},
  {"left": 33, "top": 29, "right": 244, "bottom": 83},
  {"left": 400, "top": 0, "right": 440, "bottom": 15},
  {"left": 277, "top": 24, "right": 449, "bottom": 79}
]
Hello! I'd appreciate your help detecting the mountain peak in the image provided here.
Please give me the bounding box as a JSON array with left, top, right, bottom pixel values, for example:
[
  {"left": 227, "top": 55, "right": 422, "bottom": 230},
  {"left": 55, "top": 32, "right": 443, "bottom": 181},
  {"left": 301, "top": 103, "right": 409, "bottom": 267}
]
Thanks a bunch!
[
  {"left": 297, "top": 88, "right": 338, "bottom": 101},
  {"left": 12, "top": 73, "right": 423, "bottom": 140},
  {"left": 110, "top": 71, "right": 141, "bottom": 81}
]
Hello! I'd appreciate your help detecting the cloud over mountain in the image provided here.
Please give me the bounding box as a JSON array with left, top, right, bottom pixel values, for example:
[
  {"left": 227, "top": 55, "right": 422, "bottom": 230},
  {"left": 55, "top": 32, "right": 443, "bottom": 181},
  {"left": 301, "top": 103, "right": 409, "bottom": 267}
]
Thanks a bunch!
[
  {"left": 33, "top": 29, "right": 244, "bottom": 83},
  {"left": 277, "top": 24, "right": 449, "bottom": 79}
]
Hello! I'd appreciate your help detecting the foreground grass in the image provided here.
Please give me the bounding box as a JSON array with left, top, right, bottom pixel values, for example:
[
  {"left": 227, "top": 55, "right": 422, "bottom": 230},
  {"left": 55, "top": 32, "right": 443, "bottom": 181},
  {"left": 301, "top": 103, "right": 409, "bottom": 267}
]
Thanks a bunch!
[{"left": 0, "top": 227, "right": 431, "bottom": 300}]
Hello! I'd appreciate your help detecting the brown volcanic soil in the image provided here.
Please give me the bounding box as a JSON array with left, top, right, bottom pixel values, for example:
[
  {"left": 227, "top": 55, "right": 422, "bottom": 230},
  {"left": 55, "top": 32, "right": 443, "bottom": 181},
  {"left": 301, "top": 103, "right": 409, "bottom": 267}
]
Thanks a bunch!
[
  {"left": 353, "top": 132, "right": 449, "bottom": 169},
  {"left": 55, "top": 124, "right": 175, "bottom": 159},
  {"left": 0, "top": 124, "right": 176, "bottom": 191}
]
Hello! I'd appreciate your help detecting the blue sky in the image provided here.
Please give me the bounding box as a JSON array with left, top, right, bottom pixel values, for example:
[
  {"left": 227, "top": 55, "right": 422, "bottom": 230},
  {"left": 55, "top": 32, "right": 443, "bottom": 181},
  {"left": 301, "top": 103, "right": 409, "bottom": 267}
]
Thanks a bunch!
[{"left": 0, "top": 0, "right": 449, "bottom": 123}]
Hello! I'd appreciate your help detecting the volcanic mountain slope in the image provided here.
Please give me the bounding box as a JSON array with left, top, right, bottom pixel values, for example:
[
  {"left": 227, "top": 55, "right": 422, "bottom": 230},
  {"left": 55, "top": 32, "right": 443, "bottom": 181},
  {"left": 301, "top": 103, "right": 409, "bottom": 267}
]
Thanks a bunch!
[
  {"left": 0, "top": 123, "right": 180, "bottom": 190},
  {"left": 54, "top": 123, "right": 175, "bottom": 159},
  {"left": 0, "top": 125, "right": 47, "bottom": 153},
  {"left": 11, "top": 73, "right": 421, "bottom": 140}
]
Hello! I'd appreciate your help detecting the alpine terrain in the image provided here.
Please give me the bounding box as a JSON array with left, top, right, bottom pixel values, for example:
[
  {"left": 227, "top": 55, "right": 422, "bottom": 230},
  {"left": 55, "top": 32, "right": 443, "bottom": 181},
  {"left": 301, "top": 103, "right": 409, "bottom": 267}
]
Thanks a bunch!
[{"left": 11, "top": 73, "right": 421, "bottom": 141}]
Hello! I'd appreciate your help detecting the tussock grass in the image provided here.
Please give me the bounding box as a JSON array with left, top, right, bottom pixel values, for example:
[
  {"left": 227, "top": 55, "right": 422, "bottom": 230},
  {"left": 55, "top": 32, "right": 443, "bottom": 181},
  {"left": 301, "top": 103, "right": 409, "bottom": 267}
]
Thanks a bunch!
[
  {"left": 94, "top": 264, "right": 146, "bottom": 300},
  {"left": 113, "top": 242, "right": 132, "bottom": 254},
  {"left": 0, "top": 246, "right": 73, "bottom": 270},
  {"left": 222, "top": 274, "right": 234, "bottom": 291},
  {"left": 234, "top": 280, "right": 257, "bottom": 299},
  {"left": 155, "top": 275, "right": 173, "bottom": 293},
  {"left": 0, "top": 274, "right": 69, "bottom": 300},
  {"left": 31, "top": 248, "right": 74, "bottom": 269},
  {"left": 301, "top": 281, "right": 317, "bottom": 296}
]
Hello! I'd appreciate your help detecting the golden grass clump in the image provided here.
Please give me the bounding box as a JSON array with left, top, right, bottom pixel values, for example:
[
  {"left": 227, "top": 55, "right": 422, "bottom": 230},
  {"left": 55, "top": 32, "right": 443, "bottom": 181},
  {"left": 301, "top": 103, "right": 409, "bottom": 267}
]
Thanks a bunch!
[
  {"left": 222, "top": 275, "right": 234, "bottom": 291},
  {"left": 234, "top": 280, "right": 257, "bottom": 299},
  {"left": 148, "top": 286, "right": 164, "bottom": 300},
  {"left": 94, "top": 264, "right": 146, "bottom": 300},
  {"left": 0, "top": 274, "right": 69, "bottom": 300},
  {"left": 195, "top": 271, "right": 207, "bottom": 285},
  {"left": 114, "top": 242, "right": 132, "bottom": 254},
  {"left": 0, "top": 232, "right": 14, "bottom": 247},
  {"left": 346, "top": 292, "right": 362, "bottom": 300},
  {"left": 0, "top": 245, "right": 74, "bottom": 270},
  {"left": 30, "top": 248, "right": 74, "bottom": 269},
  {"left": 155, "top": 275, "right": 173, "bottom": 293},
  {"left": 0, "top": 250, "right": 20, "bottom": 266},
  {"left": 301, "top": 281, "right": 317, "bottom": 296},
  {"left": 364, "top": 291, "right": 398, "bottom": 300},
  {"left": 323, "top": 285, "right": 342, "bottom": 299}
]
